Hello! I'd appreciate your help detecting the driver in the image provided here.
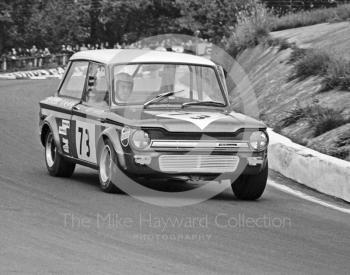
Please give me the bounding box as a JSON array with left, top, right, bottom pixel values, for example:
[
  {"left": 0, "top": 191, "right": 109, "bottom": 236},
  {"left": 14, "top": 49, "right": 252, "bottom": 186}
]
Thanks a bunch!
[{"left": 115, "top": 72, "right": 133, "bottom": 102}]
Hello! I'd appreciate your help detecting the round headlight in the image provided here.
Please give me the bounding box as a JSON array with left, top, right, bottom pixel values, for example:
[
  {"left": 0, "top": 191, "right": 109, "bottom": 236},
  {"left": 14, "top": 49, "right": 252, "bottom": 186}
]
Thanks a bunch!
[
  {"left": 131, "top": 130, "right": 151, "bottom": 150},
  {"left": 249, "top": 131, "right": 268, "bottom": 151}
]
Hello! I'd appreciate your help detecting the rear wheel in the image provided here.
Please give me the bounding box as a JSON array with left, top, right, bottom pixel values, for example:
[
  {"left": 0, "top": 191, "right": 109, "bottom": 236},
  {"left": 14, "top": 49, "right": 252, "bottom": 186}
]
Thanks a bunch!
[
  {"left": 98, "top": 139, "right": 123, "bottom": 193},
  {"left": 231, "top": 162, "right": 268, "bottom": 200},
  {"left": 45, "top": 131, "right": 75, "bottom": 177}
]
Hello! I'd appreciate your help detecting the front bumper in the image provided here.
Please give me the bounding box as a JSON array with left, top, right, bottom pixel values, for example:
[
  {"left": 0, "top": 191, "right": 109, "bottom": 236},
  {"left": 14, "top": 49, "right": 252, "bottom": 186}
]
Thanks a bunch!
[{"left": 116, "top": 150, "right": 267, "bottom": 178}]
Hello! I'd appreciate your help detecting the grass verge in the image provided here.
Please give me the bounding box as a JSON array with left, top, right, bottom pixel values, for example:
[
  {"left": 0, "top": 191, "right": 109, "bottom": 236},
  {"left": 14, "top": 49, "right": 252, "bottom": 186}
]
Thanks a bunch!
[
  {"left": 280, "top": 103, "right": 349, "bottom": 137},
  {"left": 269, "top": 3, "right": 350, "bottom": 31},
  {"left": 287, "top": 47, "right": 350, "bottom": 91}
]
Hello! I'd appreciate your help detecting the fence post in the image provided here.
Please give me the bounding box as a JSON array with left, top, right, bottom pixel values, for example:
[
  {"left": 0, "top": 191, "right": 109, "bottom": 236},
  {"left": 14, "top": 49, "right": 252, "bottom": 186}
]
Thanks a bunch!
[{"left": 2, "top": 57, "right": 6, "bottom": 71}]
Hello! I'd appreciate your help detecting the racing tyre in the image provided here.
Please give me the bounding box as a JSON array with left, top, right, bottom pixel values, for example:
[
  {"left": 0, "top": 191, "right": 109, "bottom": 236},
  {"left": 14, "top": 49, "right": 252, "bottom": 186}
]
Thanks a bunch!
[
  {"left": 98, "top": 139, "right": 123, "bottom": 194},
  {"left": 45, "top": 131, "right": 75, "bottom": 177},
  {"left": 231, "top": 162, "right": 268, "bottom": 200}
]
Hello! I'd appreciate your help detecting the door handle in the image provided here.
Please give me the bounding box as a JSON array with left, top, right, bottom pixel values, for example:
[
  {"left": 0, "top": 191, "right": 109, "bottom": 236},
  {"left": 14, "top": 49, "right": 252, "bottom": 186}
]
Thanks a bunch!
[{"left": 72, "top": 105, "right": 80, "bottom": 111}]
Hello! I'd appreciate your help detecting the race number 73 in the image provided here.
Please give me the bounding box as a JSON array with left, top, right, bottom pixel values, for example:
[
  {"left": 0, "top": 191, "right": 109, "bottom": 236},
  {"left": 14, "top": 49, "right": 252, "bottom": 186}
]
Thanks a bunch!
[
  {"left": 75, "top": 121, "right": 96, "bottom": 163},
  {"left": 78, "top": 127, "right": 90, "bottom": 157}
]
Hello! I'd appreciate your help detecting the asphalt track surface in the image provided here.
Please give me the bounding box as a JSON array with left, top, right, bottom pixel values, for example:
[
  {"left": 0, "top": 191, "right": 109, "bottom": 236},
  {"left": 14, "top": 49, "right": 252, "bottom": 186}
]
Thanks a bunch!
[{"left": 0, "top": 79, "right": 349, "bottom": 275}]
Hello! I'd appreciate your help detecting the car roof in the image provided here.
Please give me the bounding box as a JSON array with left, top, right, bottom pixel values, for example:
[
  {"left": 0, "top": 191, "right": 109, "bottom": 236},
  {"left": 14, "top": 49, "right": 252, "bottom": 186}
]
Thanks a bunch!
[{"left": 70, "top": 49, "right": 216, "bottom": 67}]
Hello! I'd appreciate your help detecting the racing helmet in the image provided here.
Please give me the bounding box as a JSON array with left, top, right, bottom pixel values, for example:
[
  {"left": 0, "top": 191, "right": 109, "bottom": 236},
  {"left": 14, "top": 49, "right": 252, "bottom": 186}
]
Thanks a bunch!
[{"left": 115, "top": 72, "right": 133, "bottom": 101}]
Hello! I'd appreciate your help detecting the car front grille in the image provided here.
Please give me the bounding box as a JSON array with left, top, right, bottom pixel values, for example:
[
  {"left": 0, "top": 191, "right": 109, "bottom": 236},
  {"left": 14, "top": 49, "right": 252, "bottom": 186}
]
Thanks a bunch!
[{"left": 158, "top": 155, "right": 239, "bottom": 173}]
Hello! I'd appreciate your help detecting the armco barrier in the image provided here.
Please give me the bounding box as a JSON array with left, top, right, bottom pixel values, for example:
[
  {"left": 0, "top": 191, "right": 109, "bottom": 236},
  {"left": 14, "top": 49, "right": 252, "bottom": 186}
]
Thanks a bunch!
[{"left": 267, "top": 129, "right": 350, "bottom": 202}]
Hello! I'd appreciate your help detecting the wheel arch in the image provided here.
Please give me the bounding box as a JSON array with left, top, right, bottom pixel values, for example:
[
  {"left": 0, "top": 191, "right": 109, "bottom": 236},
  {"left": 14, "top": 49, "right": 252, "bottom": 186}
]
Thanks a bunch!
[
  {"left": 40, "top": 117, "right": 63, "bottom": 154},
  {"left": 97, "top": 127, "right": 126, "bottom": 168}
]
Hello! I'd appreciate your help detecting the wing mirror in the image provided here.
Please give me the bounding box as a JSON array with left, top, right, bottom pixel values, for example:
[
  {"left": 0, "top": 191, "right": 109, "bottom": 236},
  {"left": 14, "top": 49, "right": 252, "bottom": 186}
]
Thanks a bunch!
[{"left": 88, "top": 75, "right": 96, "bottom": 87}]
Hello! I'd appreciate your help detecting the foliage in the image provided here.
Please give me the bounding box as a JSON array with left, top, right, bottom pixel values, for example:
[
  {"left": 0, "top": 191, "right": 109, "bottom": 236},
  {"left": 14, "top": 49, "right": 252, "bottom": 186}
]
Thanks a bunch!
[
  {"left": 226, "top": 1, "right": 272, "bottom": 57},
  {"left": 98, "top": 0, "right": 182, "bottom": 44},
  {"left": 0, "top": 0, "right": 90, "bottom": 52},
  {"left": 22, "top": 1, "right": 89, "bottom": 51},
  {"left": 287, "top": 47, "right": 350, "bottom": 92},
  {"left": 321, "top": 59, "right": 350, "bottom": 92},
  {"left": 290, "top": 49, "right": 331, "bottom": 80},
  {"left": 264, "top": 37, "right": 292, "bottom": 51},
  {"left": 261, "top": 0, "right": 339, "bottom": 15},
  {"left": 0, "top": 0, "right": 257, "bottom": 52},
  {"left": 269, "top": 3, "right": 350, "bottom": 31},
  {"left": 1, "top": 0, "right": 350, "bottom": 56},
  {"left": 311, "top": 107, "right": 348, "bottom": 137},
  {"left": 280, "top": 103, "right": 349, "bottom": 136},
  {"left": 288, "top": 47, "right": 309, "bottom": 64},
  {"left": 176, "top": 0, "right": 251, "bottom": 43},
  {"left": 0, "top": 0, "right": 14, "bottom": 53}
]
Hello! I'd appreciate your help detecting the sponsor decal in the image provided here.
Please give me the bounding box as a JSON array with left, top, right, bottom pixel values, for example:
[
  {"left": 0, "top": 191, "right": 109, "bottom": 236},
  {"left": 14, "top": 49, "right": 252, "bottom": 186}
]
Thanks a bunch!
[
  {"left": 156, "top": 112, "right": 226, "bottom": 130},
  {"left": 58, "top": 119, "right": 70, "bottom": 136},
  {"left": 121, "top": 127, "right": 131, "bottom": 147},
  {"left": 62, "top": 138, "right": 69, "bottom": 153}
]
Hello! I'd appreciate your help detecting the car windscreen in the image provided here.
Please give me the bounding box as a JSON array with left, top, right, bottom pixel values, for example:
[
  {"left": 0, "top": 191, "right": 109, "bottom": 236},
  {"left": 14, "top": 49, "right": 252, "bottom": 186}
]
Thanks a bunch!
[{"left": 112, "top": 63, "right": 226, "bottom": 106}]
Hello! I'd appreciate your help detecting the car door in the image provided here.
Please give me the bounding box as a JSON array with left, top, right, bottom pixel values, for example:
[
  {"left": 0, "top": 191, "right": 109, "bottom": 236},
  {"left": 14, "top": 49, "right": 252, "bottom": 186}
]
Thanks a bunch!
[
  {"left": 44, "top": 60, "right": 88, "bottom": 158},
  {"left": 70, "top": 62, "right": 109, "bottom": 166}
]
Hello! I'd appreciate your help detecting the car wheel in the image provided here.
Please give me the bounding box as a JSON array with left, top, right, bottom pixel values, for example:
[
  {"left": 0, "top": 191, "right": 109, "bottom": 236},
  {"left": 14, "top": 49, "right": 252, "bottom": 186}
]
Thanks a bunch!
[
  {"left": 45, "top": 131, "right": 75, "bottom": 177},
  {"left": 231, "top": 162, "right": 268, "bottom": 200},
  {"left": 98, "top": 139, "right": 123, "bottom": 194}
]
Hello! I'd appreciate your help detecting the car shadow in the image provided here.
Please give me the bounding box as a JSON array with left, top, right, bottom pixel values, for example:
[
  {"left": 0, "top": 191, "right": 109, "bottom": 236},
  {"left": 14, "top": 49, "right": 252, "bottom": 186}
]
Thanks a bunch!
[
  {"left": 70, "top": 172, "right": 100, "bottom": 187},
  {"left": 70, "top": 171, "right": 237, "bottom": 201}
]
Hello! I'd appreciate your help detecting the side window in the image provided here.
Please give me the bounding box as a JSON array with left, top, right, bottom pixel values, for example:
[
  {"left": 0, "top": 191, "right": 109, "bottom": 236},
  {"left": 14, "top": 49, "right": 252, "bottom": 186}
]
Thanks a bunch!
[
  {"left": 84, "top": 63, "right": 109, "bottom": 107},
  {"left": 59, "top": 61, "right": 88, "bottom": 99}
]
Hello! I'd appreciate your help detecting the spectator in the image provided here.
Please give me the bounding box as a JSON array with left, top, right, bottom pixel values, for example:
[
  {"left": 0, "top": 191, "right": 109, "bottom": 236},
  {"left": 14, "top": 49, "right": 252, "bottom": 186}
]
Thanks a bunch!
[
  {"left": 61, "top": 45, "right": 67, "bottom": 54},
  {"left": 11, "top": 48, "right": 17, "bottom": 59},
  {"left": 80, "top": 43, "right": 88, "bottom": 51},
  {"left": 30, "top": 45, "right": 38, "bottom": 56},
  {"left": 114, "top": 42, "right": 122, "bottom": 49},
  {"left": 37, "top": 48, "right": 44, "bottom": 57},
  {"left": 165, "top": 39, "right": 173, "bottom": 52},
  {"left": 156, "top": 41, "right": 166, "bottom": 51},
  {"left": 66, "top": 44, "right": 74, "bottom": 54},
  {"left": 43, "top": 47, "right": 51, "bottom": 56},
  {"left": 17, "top": 48, "right": 24, "bottom": 57}
]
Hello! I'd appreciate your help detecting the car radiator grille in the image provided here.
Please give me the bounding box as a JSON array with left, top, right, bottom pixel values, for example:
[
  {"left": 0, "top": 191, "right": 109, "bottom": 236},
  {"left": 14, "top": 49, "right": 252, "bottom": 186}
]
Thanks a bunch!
[{"left": 158, "top": 155, "right": 239, "bottom": 173}]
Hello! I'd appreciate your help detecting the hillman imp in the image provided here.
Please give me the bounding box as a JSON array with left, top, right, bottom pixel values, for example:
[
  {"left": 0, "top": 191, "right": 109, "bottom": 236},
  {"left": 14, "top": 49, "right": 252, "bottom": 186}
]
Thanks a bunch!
[{"left": 39, "top": 49, "right": 269, "bottom": 200}]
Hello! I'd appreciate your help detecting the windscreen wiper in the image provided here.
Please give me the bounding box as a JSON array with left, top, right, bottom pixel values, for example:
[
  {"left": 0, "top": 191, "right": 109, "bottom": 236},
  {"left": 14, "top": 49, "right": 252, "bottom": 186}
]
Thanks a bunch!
[
  {"left": 181, "top": 101, "right": 226, "bottom": 108},
  {"left": 143, "top": 90, "right": 184, "bottom": 108}
]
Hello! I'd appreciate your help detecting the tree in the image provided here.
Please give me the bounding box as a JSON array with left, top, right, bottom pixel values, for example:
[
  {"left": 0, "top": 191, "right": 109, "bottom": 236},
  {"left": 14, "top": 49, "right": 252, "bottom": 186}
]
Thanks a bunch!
[
  {"left": 0, "top": 0, "right": 13, "bottom": 54},
  {"left": 22, "top": 0, "right": 90, "bottom": 50},
  {"left": 98, "top": 0, "right": 182, "bottom": 44},
  {"left": 176, "top": 0, "right": 250, "bottom": 43}
]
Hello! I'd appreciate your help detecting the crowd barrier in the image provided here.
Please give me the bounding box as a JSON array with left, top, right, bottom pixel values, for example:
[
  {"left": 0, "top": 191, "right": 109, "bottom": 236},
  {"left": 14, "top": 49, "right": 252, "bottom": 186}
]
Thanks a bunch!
[{"left": 0, "top": 54, "right": 70, "bottom": 73}]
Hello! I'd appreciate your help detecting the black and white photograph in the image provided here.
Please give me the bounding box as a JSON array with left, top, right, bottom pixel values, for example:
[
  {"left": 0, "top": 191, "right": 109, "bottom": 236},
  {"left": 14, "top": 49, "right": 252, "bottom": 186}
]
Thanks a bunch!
[{"left": 0, "top": 0, "right": 349, "bottom": 274}]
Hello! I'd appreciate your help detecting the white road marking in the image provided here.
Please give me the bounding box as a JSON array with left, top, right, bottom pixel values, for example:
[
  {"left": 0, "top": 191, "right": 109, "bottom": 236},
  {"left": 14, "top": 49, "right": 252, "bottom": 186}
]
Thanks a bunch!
[{"left": 268, "top": 179, "right": 350, "bottom": 215}]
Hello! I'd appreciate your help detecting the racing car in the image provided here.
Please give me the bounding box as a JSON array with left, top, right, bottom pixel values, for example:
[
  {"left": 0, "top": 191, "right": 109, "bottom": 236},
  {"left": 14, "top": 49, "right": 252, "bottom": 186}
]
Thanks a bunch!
[{"left": 39, "top": 49, "right": 269, "bottom": 200}]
